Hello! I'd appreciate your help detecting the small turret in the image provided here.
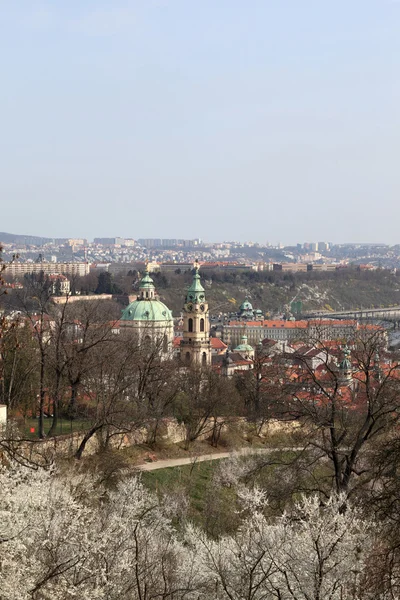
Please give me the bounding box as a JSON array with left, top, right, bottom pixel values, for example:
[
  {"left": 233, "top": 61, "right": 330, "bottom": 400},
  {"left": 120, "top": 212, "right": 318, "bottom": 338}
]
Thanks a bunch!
[
  {"left": 374, "top": 349, "right": 382, "bottom": 383},
  {"left": 338, "top": 346, "right": 353, "bottom": 384},
  {"left": 138, "top": 265, "right": 156, "bottom": 300}
]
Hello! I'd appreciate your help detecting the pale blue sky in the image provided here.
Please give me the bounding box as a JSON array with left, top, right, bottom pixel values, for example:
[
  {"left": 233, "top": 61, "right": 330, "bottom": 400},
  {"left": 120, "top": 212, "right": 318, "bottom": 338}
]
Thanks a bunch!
[{"left": 1, "top": 1, "right": 399, "bottom": 244}]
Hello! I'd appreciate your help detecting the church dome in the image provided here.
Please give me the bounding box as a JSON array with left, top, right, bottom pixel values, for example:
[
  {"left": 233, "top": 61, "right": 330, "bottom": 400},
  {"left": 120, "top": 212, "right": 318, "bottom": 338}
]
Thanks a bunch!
[
  {"left": 121, "top": 267, "right": 173, "bottom": 323},
  {"left": 121, "top": 299, "right": 173, "bottom": 323},
  {"left": 234, "top": 334, "right": 254, "bottom": 354},
  {"left": 239, "top": 299, "right": 253, "bottom": 312}
]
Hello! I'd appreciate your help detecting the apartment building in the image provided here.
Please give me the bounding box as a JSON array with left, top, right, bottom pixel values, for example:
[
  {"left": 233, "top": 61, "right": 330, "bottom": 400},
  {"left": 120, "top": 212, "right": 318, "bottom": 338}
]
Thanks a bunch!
[{"left": 7, "top": 261, "right": 90, "bottom": 278}]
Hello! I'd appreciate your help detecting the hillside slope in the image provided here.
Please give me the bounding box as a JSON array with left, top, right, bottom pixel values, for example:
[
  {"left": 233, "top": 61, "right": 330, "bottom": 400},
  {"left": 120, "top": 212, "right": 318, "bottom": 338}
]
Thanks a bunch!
[{"left": 145, "top": 269, "right": 400, "bottom": 316}]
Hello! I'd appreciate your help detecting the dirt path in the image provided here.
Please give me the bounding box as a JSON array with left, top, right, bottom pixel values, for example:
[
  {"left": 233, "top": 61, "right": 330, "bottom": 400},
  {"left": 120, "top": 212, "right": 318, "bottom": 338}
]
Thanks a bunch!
[{"left": 137, "top": 447, "right": 298, "bottom": 471}]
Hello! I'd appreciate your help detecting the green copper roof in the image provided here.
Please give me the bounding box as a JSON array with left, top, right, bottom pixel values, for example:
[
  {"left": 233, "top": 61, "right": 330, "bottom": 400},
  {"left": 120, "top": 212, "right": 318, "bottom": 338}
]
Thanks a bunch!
[
  {"left": 339, "top": 346, "right": 352, "bottom": 371},
  {"left": 186, "top": 262, "right": 206, "bottom": 303},
  {"left": 139, "top": 268, "right": 155, "bottom": 290},
  {"left": 234, "top": 334, "right": 254, "bottom": 354},
  {"left": 239, "top": 299, "right": 253, "bottom": 312},
  {"left": 121, "top": 299, "right": 173, "bottom": 322}
]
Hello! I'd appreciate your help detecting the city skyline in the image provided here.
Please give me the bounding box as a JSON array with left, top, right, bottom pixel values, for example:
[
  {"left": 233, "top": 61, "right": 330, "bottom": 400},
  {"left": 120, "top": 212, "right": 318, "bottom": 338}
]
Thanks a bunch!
[{"left": 0, "top": 228, "right": 391, "bottom": 247}]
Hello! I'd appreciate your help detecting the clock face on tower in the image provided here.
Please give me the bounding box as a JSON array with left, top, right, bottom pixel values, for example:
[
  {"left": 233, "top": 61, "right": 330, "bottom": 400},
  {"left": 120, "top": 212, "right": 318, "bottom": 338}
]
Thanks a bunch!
[
  {"left": 187, "top": 303, "right": 193, "bottom": 312},
  {"left": 200, "top": 304, "right": 205, "bottom": 312}
]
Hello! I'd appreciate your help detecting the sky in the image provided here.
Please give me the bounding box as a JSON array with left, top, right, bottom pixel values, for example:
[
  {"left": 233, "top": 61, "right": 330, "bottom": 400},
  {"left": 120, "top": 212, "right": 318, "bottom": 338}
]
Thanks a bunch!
[{"left": 1, "top": 0, "right": 400, "bottom": 245}]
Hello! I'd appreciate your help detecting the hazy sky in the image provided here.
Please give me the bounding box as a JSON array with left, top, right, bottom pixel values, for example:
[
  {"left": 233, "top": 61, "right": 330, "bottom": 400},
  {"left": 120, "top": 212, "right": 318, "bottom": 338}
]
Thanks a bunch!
[{"left": 1, "top": 1, "right": 399, "bottom": 244}]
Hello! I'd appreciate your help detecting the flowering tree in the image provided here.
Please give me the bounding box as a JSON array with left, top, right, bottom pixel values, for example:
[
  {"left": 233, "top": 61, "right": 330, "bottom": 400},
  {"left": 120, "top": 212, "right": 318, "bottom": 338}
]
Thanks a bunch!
[
  {"left": 0, "top": 462, "right": 202, "bottom": 599},
  {"left": 190, "top": 490, "right": 369, "bottom": 600},
  {"left": 0, "top": 459, "right": 379, "bottom": 600}
]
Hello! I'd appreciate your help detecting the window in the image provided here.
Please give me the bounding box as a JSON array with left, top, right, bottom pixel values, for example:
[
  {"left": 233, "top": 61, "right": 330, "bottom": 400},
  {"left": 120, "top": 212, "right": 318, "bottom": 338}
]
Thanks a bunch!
[
  {"left": 163, "top": 334, "right": 168, "bottom": 353},
  {"left": 185, "top": 352, "right": 191, "bottom": 362},
  {"left": 142, "top": 335, "right": 152, "bottom": 352},
  {"left": 202, "top": 352, "right": 207, "bottom": 365},
  {"left": 200, "top": 318, "right": 205, "bottom": 332},
  {"left": 188, "top": 318, "right": 193, "bottom": 332}
]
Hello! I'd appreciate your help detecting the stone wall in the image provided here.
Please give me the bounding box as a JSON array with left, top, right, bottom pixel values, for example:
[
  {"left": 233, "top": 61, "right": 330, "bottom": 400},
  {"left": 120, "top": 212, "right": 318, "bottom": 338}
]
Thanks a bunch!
[{"left": 2, "top": 417, "right": 300, "bottom": 463}]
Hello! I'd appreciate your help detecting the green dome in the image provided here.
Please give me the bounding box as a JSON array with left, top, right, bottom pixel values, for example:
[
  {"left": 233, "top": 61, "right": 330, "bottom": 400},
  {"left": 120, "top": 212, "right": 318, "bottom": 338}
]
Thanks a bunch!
[
  {"left": 240, "top": 299, "right": 253, "bottom": 312},
  {"left": 234, "top": 334, "right": 254, "bottom": 354},
  {"left": 121, "top": 299, "right": 173, "bottom": 323}
]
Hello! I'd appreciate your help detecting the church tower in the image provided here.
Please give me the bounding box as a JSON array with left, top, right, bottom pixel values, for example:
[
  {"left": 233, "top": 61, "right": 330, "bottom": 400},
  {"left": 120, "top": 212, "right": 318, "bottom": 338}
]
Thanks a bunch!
[
  {"left": 180, "top": 262, "right": 211, "bottom": 366},
  {"left": 338, "top": 346, "right": 353, "bottom": 385}
]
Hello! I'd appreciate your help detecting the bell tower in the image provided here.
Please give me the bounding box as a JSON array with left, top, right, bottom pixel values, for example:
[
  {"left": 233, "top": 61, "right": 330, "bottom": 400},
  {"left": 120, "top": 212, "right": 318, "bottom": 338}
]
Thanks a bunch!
[
  {"left": 180, "top": 261, "right": 211, "bottom": 366},
  {"left": 338, "top": 346, "right": 353, "bottom": 385}
]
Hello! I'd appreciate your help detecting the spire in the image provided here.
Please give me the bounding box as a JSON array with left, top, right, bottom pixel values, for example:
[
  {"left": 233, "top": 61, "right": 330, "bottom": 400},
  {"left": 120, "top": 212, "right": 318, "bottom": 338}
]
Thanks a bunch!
[
  {"left": 339, "top": 345, "right": 352, "bottom": 370},
  {"left": 374, "top": 349, "right": 382, "bottom": 382},
  {"left": 186, "top": 260, "right": 205, "bottom": 303},
  {"left": 338, "top": 345, "right": 352, "bottom": 383}
]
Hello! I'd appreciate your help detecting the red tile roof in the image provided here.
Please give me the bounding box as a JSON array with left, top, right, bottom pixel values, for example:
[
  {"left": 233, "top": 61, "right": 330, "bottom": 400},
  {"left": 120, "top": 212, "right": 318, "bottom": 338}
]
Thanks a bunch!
[{"left": 210, "top": 337, "right": 228, "bottom": 350}]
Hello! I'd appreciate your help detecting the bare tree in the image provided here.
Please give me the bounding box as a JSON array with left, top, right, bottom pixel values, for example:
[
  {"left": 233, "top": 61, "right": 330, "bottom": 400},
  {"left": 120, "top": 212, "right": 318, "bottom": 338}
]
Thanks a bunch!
[
  {"left": 74, "top": 333, "right": 150, "bottom": 459},
  {"left": 0, "top": 320, "right": 38, "bottom": 415},
  {"left": 174, "top": 366, "right": 239, "bottom": 450},
  {"left": 13, "top": 273, "right": 55, "bottom": 438},
  {"left": 62, "top": 300, "right": 119, "bottom": 421},
  {"left": 281, "top": 326, "right": 400, "bottom": 496},
  {"left": 235, "top": 347, "right": 287, "bottom": 436}
]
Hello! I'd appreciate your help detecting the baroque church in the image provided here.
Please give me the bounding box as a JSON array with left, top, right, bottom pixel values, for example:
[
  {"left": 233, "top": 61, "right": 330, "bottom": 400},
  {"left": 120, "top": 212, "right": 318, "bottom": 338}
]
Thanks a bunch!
[
  {"left": 119, "top": 262, "right": 255, "bottom": 373},
  {"left": 120, "top": 266, "right": 174, "bottom": 357},
  {"left": 119, "top": 262, "right": 212, "bottom": 366}
]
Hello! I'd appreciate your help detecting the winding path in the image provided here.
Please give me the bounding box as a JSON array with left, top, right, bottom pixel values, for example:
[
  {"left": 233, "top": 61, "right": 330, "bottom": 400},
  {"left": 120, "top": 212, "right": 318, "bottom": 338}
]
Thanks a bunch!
[{"left": 137, "top": 447, "right": 299, "bottom": 471}]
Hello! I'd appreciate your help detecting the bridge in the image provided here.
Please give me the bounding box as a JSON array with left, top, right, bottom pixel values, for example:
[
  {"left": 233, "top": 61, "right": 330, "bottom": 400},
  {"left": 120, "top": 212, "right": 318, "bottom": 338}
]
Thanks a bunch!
[{"left": 303, "top": 306, "right": 400, "bottom": 323}]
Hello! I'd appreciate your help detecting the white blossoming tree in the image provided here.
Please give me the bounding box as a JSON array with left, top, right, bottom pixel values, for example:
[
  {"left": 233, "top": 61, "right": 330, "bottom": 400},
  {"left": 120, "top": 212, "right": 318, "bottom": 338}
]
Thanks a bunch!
[
  {"left": 189, "top": 493, "right": 369, "bottom": 600},
  {"left": 0, "top": 464, "right": 201, "bottom": 599}
]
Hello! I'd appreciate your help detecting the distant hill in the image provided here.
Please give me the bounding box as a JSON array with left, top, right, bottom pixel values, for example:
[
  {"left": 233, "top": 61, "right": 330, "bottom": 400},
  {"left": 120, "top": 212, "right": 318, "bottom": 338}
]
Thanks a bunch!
[
  {"left": 121, "top": 268, "right": 400, "bottom": 316},
  {"left": 0, "top": 232, "right": 67, "bottom": 245}
]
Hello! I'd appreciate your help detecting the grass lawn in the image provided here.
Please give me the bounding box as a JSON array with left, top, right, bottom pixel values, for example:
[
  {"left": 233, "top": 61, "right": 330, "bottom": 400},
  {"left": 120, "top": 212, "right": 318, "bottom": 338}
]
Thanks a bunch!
[
  {"left": 22, "top": 418, "right": 90, "bottom": 438},
  {"left": 140, "top": 448, "right": 317, "bottom": 527},
  {"left": 142, "top": 459, "right": 220, "bottom": 518}
]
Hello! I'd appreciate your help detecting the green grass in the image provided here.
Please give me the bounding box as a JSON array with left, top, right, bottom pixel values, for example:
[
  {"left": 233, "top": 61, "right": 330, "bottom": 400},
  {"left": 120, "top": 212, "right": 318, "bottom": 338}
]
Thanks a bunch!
[
  {"left": 142, "top": 460, "right": 219, "bottom": 517},
  {"left": 140, "top": 450, "right": 300, "bottom": 519},
  {"left": 140, "top": 451, "right": 310, "bottom": 535},
  {"left": 22, "top": 418, "right": 89, "bottom": 439}
]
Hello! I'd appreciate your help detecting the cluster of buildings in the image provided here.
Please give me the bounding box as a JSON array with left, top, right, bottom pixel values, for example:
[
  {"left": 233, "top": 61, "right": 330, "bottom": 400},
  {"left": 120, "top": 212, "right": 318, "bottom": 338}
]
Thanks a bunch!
[
  {"left": 116, "top": 264, "right": 385, "bottom": 378},
  {"left": 4, "top": 232, "right": 400, "bottom": 274},
  {"left": 1, "top": 263, "right": 390, "bottom": 427}
]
